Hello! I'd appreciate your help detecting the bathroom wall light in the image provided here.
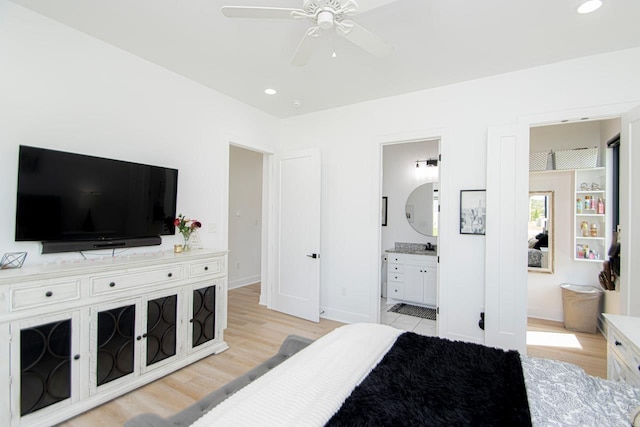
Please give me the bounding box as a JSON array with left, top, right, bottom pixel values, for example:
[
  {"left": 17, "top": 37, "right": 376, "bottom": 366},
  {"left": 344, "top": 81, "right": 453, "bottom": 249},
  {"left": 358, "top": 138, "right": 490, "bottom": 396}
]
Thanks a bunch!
[
  {"left": 577, "top": 0, "right": 602, "bottom": 14},
  {"left": 415, "top": 158, "right": 438, "bottom": 168}
]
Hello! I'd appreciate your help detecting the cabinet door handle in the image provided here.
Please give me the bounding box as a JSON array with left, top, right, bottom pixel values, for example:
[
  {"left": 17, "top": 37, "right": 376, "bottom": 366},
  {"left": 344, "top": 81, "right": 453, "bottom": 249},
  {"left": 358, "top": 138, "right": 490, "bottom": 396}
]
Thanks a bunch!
[
  {"left": 136, "top": 335, "right": 142, "bottom": 341},
  {"left": 109, "top": 282, "right": 116, "bottom": 287},
  {"left": 74, "top": 354, "right": 80, "bottom": 360},
  {"left": 189, "top": 319, "right": 194, "bottom": 323},
  {"left": 615, "top": 340, "right": 622, "bottom": 346},
  {"left": 45, "top": 291, "right": 53, "bottom": 297},
  {"left": 142, "top": 333, "right": 148, "bottom": 338}
]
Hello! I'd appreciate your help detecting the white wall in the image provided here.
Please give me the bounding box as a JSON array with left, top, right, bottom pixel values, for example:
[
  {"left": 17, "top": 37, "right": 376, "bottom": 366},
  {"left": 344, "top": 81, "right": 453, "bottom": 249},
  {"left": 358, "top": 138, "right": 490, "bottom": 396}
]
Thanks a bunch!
[
  {"left": 281, "top": 48, "right": 640, "bottom": 342},
  {"left": 228, "top": 146, "right": 263, "bottom": 289},
  {"left": 381, "top": 140, "right": 439, "bottom": 252},
  {"left": 527, "top": 171, "right": 578, "bottom": 320},
  {"left": 0, "top": 2, "right": 280, "bottom": 266}
]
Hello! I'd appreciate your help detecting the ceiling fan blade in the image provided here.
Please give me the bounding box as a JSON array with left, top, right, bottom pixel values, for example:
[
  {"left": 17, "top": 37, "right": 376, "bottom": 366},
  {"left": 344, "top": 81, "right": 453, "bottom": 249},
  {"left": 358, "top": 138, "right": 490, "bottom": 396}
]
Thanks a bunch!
[
  {"left": 221, "top": 6, "right": 304, "bottom": 20},
  {"left": 354, "top": 0, "right": 400, "bottom": 14},
  {"left": 337, "top": 20, "right": 393, "bottom": 58},
  {"left": 291, "top": 27, "right": 321, "bottom": 66}
]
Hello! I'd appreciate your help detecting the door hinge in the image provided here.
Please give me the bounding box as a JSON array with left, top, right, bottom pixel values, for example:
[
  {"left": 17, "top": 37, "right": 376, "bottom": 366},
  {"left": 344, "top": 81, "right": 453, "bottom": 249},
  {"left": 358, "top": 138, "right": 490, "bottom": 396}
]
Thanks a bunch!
[
  {"left": 437, "top": 256, "right": 440, "bottom": 263},
  {"left": 439, "top": 154, "right": 441, "bottom": 161},
  {"left": 438, "top": 204, "right": 440, "bottom": 212},
  {"left": 436, "top": 307, "right": 439, "bottom": 314}
]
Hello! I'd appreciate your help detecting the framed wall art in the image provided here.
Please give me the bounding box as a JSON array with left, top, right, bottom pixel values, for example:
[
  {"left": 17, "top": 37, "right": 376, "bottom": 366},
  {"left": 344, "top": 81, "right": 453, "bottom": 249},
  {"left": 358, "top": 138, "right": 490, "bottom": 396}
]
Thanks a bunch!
[{"left": 460, "top": 190, "right": 486, "bottom": 235}]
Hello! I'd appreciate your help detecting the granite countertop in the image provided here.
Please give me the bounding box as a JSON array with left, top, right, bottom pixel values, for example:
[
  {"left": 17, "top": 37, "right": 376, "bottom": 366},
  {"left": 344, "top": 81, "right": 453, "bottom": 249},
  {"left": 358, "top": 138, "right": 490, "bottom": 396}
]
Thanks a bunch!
[{"left": 385, "top": 242, "right": 437, "bottom": 256}]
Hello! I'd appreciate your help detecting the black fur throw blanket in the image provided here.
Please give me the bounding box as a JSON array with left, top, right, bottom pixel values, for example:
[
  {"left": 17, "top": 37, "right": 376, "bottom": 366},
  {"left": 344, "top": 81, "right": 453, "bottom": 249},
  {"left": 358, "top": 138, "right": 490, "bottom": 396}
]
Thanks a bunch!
[{"left": 327, "top": 332, "right": 532, "bottom": 427}]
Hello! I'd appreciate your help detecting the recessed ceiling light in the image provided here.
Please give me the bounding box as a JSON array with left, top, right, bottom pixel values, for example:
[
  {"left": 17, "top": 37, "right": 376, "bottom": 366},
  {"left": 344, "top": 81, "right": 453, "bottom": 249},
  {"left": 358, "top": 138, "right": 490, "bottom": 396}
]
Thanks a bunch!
[
  {"left": 577, "top": 0, "right": 602, "bottom": 14},
  {"left": 264, "top": 88, "right": 277, "bottom": 95},
  {"left": 293, "top": 100, "right": 302, "bottom": 107}
]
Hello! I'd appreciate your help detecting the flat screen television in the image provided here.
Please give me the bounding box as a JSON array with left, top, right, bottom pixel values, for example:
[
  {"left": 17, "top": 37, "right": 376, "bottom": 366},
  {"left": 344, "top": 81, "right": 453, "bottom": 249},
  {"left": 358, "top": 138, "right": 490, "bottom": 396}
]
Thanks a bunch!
[{"left": 15, "top": 145, "right": 178, "bottom": 254}]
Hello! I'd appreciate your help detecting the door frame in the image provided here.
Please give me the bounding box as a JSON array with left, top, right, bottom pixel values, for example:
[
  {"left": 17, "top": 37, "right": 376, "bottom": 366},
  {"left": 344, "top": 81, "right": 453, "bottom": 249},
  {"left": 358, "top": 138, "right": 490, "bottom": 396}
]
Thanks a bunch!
[
  {"left": 515, "top": 102, "right": 640, "bottom": 321},
  {"left": 223, "top": 137, "right": 275, "bottom": 306},
  {"left": 374, "top": 128, "right": 451, "bottom": 336}
]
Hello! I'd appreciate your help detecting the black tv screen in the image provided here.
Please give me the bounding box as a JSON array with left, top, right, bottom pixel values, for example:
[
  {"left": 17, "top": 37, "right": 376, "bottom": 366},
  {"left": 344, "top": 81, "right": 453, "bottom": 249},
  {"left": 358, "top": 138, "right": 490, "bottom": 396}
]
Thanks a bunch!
[{"left": 15, "top": 145, "right": 178, "bottom": 253}]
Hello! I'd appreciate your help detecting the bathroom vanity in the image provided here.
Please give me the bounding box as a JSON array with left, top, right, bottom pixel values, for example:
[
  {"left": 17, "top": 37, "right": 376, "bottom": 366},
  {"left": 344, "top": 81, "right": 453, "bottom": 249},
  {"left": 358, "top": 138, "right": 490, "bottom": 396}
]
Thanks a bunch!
[{"left": 386, "top": 244, "right": 437, "bottom": 307}]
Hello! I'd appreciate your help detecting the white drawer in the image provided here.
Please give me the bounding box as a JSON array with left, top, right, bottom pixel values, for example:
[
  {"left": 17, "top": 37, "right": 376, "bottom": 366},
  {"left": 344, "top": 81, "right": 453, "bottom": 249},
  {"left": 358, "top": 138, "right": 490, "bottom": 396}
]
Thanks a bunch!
[
  {"left": 189, "top": 258, "right": 223, "bottom": 278},
  {"left": 610, "top": 327, "right": 640, "bottom": 380},
  {"left": 388, "top": 255, "right": 403, "bottom": 263},
  {"left": 388, "top": 272, "right": 403, "bottom": 283},
  {"left": 388, "top": 283, "right": 403, "bottom": 298},
  {"left": 11, "top": 280, "right": 80, "bottom": 310},
  {"left": 91, "top": 265, "right": 183, "bottom": 295},
  {"left": 388, "top": 263, "right": 404, "bottom": 274}
]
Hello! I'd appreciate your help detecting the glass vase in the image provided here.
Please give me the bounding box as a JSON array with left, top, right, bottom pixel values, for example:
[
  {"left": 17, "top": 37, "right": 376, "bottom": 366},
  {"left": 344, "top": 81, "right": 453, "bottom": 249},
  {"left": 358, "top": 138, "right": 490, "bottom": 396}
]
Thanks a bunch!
[{"left": 183, "top": 234, "right": 191, "bottom": 251}]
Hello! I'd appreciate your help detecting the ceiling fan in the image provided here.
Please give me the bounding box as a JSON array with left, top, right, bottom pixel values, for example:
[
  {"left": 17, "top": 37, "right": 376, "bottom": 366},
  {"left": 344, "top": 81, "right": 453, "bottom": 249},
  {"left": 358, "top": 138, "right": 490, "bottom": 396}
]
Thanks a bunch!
[{"left": 221, "top": 0, "right": 396, "bottom": 66}]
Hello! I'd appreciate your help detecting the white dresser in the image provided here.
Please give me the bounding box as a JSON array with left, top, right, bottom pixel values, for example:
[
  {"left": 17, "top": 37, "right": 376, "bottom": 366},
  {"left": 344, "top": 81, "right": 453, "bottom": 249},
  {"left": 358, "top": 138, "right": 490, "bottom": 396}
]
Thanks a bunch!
[
  {"left": 0, "top": 248, "right": 228, "bottom": 427},
  {"left": 603, "top": 313, "right": 640, "bottom": 387},
  {"left": 386, "top": 252, "right": 437, "bottom": 307}
]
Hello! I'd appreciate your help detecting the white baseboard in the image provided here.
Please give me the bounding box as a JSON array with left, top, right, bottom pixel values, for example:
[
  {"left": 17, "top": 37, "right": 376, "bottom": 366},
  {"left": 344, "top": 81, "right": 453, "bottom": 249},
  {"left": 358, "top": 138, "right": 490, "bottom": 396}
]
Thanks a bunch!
[{"left": 228, "top": 275, "right": 260, "bottom": 290}]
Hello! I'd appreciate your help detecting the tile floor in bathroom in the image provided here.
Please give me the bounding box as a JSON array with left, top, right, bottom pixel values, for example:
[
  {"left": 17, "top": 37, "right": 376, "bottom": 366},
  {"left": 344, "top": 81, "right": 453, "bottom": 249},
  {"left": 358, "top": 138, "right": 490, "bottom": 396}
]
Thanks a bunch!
[{"left": 380, "top": 298, "right": 438, "bottom": 337}]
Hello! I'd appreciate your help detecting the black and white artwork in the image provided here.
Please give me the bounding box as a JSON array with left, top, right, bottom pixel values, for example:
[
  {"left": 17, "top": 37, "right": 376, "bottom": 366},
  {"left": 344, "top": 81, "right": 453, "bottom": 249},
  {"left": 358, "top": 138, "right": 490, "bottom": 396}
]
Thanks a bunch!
[{"left": 460, "top": 190, "right": 486, "bottom": 235}]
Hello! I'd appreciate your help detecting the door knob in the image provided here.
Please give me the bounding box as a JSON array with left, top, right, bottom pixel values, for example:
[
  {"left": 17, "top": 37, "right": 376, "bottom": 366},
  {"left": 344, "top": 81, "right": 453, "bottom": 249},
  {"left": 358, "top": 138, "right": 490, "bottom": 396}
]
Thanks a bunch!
[{"left": 306, "top": 253, "right": 320, "bottom": 259}]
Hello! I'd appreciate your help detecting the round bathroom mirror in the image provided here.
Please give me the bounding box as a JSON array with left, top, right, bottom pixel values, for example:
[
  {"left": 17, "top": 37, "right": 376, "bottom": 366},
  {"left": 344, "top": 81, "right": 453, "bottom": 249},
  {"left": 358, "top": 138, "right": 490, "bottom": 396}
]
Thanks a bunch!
[{"left": 405, "top": 183, "right": 438, "bottom": 236}]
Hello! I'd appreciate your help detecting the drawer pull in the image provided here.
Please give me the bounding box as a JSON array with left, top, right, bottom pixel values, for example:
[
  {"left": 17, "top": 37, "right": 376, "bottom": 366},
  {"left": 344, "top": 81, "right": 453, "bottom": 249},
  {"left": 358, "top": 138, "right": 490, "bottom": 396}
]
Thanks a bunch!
[
  {"left": 204, "top": 266, "right": 209, "bottom": 271},
  {"left": 168, "top": 273, "right": 173, "bottom": 278},
  {"left": 73, "top": 354, "right": 80, "bottom": 360},
  {"left": 615, "top": 340, "right": 622, "bottom": 346},
  {"left": 45, "top": 291, "right": 53, "bottom": 297},
  {"left": 109, "top": 282, "right": 116, "bottom": 288}
]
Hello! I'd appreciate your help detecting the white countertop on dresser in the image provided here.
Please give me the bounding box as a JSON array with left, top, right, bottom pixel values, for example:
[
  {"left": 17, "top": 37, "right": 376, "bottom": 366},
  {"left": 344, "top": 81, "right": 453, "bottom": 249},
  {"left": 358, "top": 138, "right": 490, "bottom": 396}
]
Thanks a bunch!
[{"left": 603, "top": 313, "right": 640, "bottom": 345}]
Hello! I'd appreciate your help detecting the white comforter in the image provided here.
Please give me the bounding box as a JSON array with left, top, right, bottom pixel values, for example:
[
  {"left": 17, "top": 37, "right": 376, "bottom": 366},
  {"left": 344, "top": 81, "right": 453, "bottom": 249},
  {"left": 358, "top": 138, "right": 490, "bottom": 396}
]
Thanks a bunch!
[
  {"left": 191, "top": 323, "right": 402, "bottom": 427},
  {"left": 190, "top": 323, "right": 640, "bottom": 427}
]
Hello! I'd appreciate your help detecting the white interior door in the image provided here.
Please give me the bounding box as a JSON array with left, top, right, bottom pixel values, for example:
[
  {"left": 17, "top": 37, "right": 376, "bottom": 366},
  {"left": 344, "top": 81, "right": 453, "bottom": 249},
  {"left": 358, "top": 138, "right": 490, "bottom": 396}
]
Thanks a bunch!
[
  {"left": 269, "top": 149, "right": 321, "bottom": 322},
  {"left": 485, "top": 125, "right": 529, "bottom": 352}
]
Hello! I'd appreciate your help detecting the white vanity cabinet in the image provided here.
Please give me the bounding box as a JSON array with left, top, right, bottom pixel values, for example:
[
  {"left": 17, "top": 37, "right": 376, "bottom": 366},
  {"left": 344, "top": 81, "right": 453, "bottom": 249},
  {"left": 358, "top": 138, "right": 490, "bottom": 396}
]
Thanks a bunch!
[
  {"left": 0, "top": 249, "right": 228, "bottom": 427},
  {"left": 387, "top": 253, "right": 437, "bottom": 307},
  {"left": 603, "top": 314, "right": 640, "bottom": 387}
]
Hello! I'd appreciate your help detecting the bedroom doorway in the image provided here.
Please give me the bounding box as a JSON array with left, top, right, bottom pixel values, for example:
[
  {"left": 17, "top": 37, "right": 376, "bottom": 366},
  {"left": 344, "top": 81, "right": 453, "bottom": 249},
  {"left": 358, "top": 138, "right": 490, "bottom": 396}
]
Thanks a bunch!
[
  {"left": 524, "top": 118, "right": 620, "bottom": 378},
  {"left": 228, "top": 145, "right": 264, "bottom": 293},
  {"left": 379, "top": 138, "right": 440, "bottom": 337}
]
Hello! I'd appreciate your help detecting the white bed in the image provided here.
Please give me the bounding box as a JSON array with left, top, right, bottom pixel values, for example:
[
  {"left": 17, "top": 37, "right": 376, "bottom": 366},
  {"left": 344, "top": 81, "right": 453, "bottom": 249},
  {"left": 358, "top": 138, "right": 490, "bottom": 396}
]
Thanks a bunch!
[{"left": 188, "top": 323, "right": 640, "bottom": 426}]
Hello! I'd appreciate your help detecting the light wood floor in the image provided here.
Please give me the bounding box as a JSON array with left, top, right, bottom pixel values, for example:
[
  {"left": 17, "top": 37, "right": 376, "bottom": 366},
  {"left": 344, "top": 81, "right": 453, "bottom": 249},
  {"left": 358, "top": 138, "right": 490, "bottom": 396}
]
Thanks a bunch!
[
  {"left": 526, "top": 317, "right": 607, "bottom": 378},
  {"left": 59, "top": 285, "right": 606, "bottom": 425}
]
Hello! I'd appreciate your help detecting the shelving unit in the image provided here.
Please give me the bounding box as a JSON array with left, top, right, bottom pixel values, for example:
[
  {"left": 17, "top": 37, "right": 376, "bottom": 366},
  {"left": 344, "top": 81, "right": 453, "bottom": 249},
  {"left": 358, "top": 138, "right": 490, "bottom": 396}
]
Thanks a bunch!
[{"left": 574, "top": 167, "right": 609, "bottom": 262}]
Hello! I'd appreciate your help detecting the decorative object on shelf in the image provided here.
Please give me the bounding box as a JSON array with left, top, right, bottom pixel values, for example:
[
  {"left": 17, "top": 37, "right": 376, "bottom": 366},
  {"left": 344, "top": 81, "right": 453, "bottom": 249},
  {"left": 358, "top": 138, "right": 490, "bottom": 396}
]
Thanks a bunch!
[
  {"left": 460, "top": 190, "right": 486, "bottom": 235},
  {"left": 1, "top": 252, "right": 27, "bottom": 269},
  {"left": 174, "top": 214, "right": 202, "bottom": 251},
  {"left": 174, "top": 244, "right": 183, "bottom": 254}
]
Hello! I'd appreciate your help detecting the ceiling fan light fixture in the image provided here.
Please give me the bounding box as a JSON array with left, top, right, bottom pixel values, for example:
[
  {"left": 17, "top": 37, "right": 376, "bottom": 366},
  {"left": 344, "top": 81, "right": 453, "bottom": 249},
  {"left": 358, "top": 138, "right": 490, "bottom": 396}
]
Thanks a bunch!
[
  {"left": 577, "top": 0, "right": 602, "bottom": 14},
  {"left": 317, "top": 10, "right": 334, "bottom": 29}
]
